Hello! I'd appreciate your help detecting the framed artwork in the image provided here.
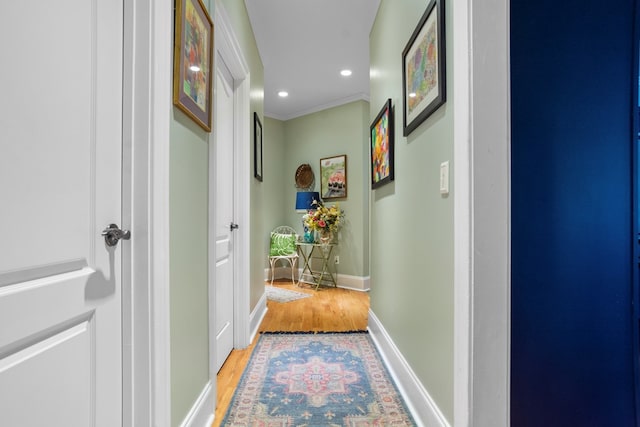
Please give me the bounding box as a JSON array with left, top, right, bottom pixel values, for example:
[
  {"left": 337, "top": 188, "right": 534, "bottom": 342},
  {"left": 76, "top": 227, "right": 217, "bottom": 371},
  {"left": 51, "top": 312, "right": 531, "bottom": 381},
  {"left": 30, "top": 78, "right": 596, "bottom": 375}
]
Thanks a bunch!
[
  {"left": 173, "top": 0, "right": 214, "bottom": 132},
  {"left": 402, "top": 0, "right": 446, "bottom": 136},
  {"left": 370, "top": 99, "right": 394, "bottom": 189},
  {"left": 320, "top": 155, "right": 347, "bottom": 199},
  {"left": 254, "top": 112, "right": 263, "bottom": 181}
]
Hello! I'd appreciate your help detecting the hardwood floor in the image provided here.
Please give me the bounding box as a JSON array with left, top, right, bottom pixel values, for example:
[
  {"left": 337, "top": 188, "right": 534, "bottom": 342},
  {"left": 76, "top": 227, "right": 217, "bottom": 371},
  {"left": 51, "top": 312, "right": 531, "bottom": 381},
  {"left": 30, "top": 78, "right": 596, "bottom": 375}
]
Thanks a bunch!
[{"left": 211, "top": 280, "right": 370, "bottom": 426}]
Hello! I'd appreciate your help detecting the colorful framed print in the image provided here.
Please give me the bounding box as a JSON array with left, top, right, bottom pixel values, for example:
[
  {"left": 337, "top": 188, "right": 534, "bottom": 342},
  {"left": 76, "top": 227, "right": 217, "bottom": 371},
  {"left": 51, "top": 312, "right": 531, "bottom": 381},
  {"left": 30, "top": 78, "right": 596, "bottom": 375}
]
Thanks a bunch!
[
  {"left": 320, "top": 155, "right": 347, "bottom": 199},
  {"left": 370, "top": 99, "right": 394, "bottom": 189},
  {"left": 402, "top": 0, "right": 446, "bottom": 136},
  {"left": 173, "top": 0, "right": 214, "bottom": 132},
  {"left": 254, "top": 112, "right": 263, "bottom": 181}
]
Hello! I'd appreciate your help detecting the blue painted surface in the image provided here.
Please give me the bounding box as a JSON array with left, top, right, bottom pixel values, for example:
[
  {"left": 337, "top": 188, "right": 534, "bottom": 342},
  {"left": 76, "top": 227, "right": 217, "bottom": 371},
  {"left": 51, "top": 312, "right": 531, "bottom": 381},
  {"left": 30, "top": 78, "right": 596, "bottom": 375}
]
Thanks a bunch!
[{"left": 511, "top": 0, "right": 637, "bottom": 425}]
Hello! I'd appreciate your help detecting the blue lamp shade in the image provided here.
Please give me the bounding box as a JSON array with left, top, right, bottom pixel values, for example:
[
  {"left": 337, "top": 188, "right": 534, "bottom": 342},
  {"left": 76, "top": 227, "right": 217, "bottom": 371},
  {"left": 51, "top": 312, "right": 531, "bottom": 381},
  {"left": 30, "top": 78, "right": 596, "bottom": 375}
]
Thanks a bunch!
[{"left": 295, "top": 191, "right": 320, "bottom": 211}]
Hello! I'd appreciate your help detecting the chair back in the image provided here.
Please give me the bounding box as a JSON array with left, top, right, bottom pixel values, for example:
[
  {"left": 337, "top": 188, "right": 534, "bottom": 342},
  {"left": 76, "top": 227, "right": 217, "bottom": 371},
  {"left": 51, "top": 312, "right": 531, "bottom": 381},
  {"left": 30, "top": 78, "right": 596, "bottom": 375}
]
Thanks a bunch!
[{"left": 269, "top": 226, "right": 298, "bottom": 257}]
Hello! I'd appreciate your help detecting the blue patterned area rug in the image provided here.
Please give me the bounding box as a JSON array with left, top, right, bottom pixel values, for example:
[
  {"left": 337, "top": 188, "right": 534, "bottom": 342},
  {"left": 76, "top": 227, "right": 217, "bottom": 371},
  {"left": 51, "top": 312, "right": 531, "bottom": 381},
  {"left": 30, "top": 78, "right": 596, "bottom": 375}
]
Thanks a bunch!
[{"left": 221, "top": 331, "right": 417, "bottom": 426}]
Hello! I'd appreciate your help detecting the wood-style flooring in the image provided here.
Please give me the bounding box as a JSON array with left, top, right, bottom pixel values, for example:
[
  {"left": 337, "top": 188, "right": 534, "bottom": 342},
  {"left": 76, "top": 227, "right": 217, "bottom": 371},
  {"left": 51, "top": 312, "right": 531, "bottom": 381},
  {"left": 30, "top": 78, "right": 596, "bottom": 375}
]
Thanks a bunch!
[{"left": 211, "top": 280, "right": 370, "bottom": 426}]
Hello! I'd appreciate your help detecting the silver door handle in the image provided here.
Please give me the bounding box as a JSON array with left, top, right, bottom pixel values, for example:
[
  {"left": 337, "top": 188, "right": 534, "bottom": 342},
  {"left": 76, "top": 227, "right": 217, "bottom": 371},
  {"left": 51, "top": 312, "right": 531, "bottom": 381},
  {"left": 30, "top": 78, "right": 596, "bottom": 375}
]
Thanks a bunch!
[
  {"left": 102, "top": 223, "right": 131, "bottom": 247},
  {"left": 230, "top": 222, "right": 239, "bottom": 231}
]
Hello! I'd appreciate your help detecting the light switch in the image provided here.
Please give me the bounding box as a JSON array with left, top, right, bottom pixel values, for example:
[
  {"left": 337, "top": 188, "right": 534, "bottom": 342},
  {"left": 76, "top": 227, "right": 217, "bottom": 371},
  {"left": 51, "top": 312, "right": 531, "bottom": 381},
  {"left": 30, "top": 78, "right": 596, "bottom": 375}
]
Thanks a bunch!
[{"left": 440, "top": 161, "right": 449, "bottom": 195}]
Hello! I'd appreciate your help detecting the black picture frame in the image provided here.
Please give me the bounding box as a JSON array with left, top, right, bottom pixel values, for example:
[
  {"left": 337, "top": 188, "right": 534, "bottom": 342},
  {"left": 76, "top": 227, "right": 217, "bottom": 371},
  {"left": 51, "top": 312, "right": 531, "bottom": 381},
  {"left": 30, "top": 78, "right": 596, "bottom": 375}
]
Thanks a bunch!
[
  {"left": 370, "top": 99, "right": 394, "bottom": 189},
  {"left": 401, "top": 0, "right": 446, "bottom": 136},
  {"left": 254, "top": 112, "right": 263, "bottom": 181}
]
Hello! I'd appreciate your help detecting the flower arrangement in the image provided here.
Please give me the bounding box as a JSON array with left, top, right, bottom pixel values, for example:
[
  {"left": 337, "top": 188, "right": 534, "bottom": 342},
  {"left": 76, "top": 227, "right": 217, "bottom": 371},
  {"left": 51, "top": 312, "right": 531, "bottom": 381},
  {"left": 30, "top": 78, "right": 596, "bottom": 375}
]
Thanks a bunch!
[{"left": 303, "top": 201, "right": 345, "bottom": 234}]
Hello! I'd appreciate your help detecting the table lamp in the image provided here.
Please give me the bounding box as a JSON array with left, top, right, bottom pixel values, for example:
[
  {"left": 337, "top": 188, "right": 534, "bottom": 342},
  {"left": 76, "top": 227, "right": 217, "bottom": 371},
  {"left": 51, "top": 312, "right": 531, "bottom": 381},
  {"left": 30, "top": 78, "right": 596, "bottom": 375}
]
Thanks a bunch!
[
  {"left": 295, "top": 191, "right": 320, "bottom": 242},
  {"left": 295, "top": 191, "right": 320, "bottom": 212}
]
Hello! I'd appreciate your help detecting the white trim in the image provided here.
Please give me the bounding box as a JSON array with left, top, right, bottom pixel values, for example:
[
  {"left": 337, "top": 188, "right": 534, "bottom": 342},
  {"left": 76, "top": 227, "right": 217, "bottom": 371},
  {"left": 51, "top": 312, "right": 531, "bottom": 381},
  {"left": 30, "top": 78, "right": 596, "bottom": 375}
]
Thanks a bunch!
[
  {"left": 469, "top": 0, "right": 511, "bottom": 425},
  {"left": 368, "top": 310, "right": 450, "bottom": 427},
  {"left": 121, "top": 0, "right": 172, "bottom": 425},
  {"left": 178, "top": 381, "right": 215, "bottom": 427},
  {"left": 211, "top": 1, "right": 252, "bottom": 409},
  {"left": 149, "top": 0, "right": 173, "bottom": 424},
  {"left": 453, "top": 0, "right": 471, "bottom": 426},
  {"left": 215, "top": 4, "right": 249, "bottom": 79},
  {"left": 250, "top": 292, "right": 268, "bottom": 344},
  {"left": 209, "top": 3, "right": 253, "bottom": 421},
  {"left": 335, "top": 274, "right": 370, "bottom": 291},
  {"left": 216, "top": 1, "right": 253, "bottom": 351},
  {"left": 265, "top": 267, "right": 371, "bottom": 292}
]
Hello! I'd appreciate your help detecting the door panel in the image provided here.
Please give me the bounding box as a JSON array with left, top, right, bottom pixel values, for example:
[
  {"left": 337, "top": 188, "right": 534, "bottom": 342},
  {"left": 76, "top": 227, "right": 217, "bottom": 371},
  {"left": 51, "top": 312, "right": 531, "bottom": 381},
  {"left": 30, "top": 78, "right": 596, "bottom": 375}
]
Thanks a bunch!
[
  {"left": 0, "top": 319, "right": 92, "bottom": 426},
  {"left": 214, "top": 60, "right": 235, "bottom": 372},
  {"left": 0, "top": 1, "right": 123, "bottom": 426}
]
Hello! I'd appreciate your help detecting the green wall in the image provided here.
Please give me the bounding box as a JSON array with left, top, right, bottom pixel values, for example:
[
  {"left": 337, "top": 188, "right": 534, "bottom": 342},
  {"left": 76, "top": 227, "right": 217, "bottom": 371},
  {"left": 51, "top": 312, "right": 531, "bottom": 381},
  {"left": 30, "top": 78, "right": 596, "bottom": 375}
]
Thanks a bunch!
[
  {"left": 263, "top": 117, "right": 288, "bottom": 234},
  {"left": 169, "top": 111, "right": 210, "bottom": 426},
  {"left": 280, "top": 101, "right": 370, "bottom": 279},
  {"left": 264, "top": 101, "right": 370, "bottom": 283},
  {"left": 169, "top": 0, "right": 214, "bottom": 424},
  {"left": 370, "top": 0, "right": 454, "bottom": 422}
]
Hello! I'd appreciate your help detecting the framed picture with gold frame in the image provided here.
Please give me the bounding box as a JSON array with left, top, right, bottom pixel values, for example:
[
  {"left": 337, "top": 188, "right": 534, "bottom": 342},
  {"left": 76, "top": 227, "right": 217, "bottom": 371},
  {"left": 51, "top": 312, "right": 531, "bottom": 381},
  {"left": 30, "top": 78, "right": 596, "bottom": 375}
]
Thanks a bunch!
[{"left": 173, "top": 0, "right": 214, "bottom": 132}]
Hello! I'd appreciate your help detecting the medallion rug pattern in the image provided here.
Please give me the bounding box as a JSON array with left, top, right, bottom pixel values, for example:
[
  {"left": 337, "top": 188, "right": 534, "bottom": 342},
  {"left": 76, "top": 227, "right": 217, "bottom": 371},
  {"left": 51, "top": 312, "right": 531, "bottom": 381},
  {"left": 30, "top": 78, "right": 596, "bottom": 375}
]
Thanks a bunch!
[{"left": 221, "top": 332, "right": 416, "bottom": 426}]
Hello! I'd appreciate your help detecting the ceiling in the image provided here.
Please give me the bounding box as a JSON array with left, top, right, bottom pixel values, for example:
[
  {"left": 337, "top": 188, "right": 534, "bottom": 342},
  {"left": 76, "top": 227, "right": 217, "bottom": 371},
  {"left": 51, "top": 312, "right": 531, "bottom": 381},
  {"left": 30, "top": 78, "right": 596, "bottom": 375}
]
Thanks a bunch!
[{"left": 244, "top": 0, "right": 381, "bottom": 121}]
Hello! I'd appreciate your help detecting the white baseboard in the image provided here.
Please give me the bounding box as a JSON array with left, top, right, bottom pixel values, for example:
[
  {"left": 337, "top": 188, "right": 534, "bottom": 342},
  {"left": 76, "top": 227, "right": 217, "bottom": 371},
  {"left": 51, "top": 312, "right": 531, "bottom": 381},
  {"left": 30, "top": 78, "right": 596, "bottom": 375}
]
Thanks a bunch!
[
  {"left": 368, "top": 310, "right": 451, "bottom": 427},
  {"left": 250, "top": 290, "right": 267, "bottom": 344},
  {"left": 264, "top": 267, "right": 369, "bottom": 291},
  {"left": 264, "top": 266, "right": 297, "bottom": 282},
  {"left": 336, "top": 274, "right": 370, "bottom": 291},
  {"left": 178, "top": 381, "right": 214, "bottom": 427}
]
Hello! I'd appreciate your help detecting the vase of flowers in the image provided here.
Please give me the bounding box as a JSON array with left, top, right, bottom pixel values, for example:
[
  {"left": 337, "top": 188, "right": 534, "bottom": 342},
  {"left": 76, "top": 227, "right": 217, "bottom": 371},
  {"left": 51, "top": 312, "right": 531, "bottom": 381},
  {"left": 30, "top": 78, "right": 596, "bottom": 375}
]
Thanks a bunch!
[
  {"left": 303, "top": 201, "right": 345, "bottom": 244},
  {"left": 321, "top": 230, "right": 333, "bottom": 244}
]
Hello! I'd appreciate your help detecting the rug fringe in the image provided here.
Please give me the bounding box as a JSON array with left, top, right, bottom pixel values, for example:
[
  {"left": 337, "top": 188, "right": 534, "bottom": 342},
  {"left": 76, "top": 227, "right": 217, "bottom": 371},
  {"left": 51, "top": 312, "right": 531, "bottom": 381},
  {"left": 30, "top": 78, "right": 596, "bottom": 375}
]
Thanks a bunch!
[{"left": 260, "top": 330, "right": 368, "bottom": 335}]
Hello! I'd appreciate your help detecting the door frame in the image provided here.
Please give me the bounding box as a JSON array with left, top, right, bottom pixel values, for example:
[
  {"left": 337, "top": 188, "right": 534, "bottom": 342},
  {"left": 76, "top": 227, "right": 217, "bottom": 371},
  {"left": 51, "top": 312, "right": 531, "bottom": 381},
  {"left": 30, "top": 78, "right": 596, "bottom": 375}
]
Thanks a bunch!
[
  {"left": 453, "top": 0, "right": 511, "bottom": 426},
  {"left": 208, "top": 0, "right": 252, "bottom": 389},
  {"left": 122, "top": 0, "right": 172, "bottom": 425}
]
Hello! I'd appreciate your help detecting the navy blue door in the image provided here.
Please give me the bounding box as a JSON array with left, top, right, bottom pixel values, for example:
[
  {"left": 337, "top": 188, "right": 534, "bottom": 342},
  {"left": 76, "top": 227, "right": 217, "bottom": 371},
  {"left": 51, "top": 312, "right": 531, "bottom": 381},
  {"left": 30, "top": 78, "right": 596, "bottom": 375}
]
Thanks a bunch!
[{"left": 511, "top": 0, "right": 637, "bottom": 425}]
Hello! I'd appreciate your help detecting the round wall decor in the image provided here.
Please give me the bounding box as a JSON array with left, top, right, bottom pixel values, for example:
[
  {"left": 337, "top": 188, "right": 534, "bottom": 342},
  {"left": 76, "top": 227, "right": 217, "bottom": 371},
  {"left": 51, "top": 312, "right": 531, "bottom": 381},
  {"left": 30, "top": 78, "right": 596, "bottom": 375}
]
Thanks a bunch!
[{"left": 295, "top": 164, "right": 314, "bottom": 189}]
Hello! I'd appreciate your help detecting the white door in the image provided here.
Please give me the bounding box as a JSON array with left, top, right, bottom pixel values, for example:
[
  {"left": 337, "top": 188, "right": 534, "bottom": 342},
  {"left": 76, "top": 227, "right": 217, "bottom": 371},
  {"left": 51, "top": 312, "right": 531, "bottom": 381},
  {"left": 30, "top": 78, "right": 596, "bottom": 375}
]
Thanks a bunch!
[
  {"left": 0, "top": 2, "right": 124, "bottom": 426},
  {"left": 214, "top": 59, "right": 236, "bottom": 372}
]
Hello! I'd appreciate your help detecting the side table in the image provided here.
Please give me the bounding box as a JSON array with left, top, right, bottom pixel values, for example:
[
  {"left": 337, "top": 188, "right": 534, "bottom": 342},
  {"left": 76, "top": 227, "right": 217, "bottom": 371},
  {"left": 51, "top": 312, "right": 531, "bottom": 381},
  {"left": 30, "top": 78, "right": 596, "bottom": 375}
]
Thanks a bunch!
[{"left": 296, "top": 242, "right": 337, "bottom": 291}]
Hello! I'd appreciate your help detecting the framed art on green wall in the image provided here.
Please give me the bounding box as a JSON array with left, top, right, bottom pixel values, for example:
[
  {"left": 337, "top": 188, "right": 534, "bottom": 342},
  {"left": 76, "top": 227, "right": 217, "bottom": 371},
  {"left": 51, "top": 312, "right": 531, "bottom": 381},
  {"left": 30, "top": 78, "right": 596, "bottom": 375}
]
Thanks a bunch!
[
  {"left": 320, "top": 155, "right": 347, "bottom": 199},
  {"left": 402, "top": 0, "right": 446, "bottom": 136},
  {"left": 370, "top": 99, "right": 394, "bottom": 189},
  {"left": 172, "top": 0, "right": 214, "bottom": 132}
]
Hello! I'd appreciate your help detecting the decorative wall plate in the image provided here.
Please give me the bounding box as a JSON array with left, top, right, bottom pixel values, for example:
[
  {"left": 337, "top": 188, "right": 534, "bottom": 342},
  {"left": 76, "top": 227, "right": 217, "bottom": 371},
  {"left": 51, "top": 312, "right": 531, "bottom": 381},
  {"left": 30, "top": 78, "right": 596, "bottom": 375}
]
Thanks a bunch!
[{"left": 295, "top": 164, "right": 314, "bottom": 189}]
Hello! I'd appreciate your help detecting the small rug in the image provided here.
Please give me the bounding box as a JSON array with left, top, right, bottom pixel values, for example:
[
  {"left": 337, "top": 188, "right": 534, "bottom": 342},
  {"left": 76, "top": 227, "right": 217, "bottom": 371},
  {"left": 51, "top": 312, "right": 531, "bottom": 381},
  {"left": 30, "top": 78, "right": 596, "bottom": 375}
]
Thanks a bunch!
[
  {"left": 221, "top": 332, "right": 417, "bottom": 426},
  {"left": 266, "top": 286, "right": 312, "bottom": 303}
]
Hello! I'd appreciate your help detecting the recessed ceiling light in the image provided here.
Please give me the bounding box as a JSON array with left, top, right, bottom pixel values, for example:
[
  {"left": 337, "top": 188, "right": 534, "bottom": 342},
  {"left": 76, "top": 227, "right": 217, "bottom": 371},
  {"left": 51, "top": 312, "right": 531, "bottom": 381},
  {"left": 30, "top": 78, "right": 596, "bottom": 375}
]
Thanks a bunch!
[
  {"left": 189, "top": 65, "right": 201, "bottom": 72},
  {"left": 340, "top": 69, "right": 352, "bottom": 77},
  {"left": 278, "top": 91, "right": 289, "bottom": 98}
]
